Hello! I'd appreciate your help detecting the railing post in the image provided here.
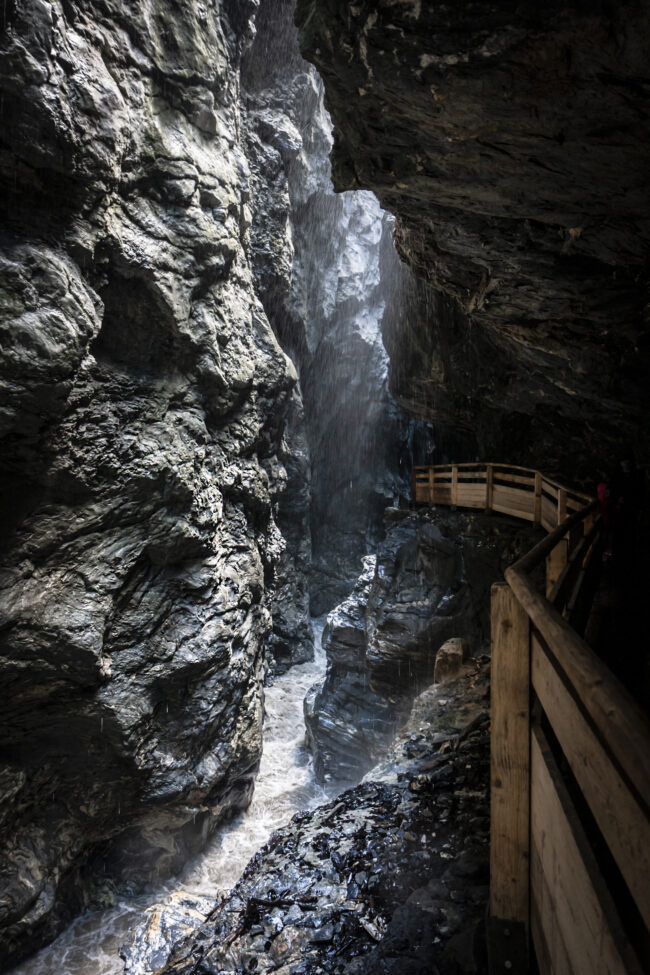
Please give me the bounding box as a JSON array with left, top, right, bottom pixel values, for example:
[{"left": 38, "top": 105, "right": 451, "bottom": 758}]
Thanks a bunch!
[
  {"left": 533, "top": 472, "right": 542, "bottom": 524},
  {"left": 428, "top": 466, "right": 435, "bottom": 504},
  {"left": 490, "top": 582, "right": 531, "bottom": 932},
  {"left": 486, "top": 463, "right": 494, "bottom": 511},
  {"left": 545, "top": 537, "right": 568, "bottom": 598},
  {"left": 451, "top": 464, "right": 458, "bottom": 507},
  {"left": 557, "top": 487, "right": 567, "bottom": 525}
]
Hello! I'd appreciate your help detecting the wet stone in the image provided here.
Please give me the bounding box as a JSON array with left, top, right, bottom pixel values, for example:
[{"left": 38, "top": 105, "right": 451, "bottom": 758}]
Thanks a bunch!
[{"left": 150, "top": 661, "right": 491, "bottom": 975}]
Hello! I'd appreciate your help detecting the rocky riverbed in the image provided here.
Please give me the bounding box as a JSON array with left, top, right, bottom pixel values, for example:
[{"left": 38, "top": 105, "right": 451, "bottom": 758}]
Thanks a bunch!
[{"left": 125, "top": 658, "right": 491, "bottom": 975}]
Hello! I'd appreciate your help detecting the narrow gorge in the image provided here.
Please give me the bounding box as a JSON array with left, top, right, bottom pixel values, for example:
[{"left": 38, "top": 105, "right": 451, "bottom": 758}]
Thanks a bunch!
[{"left": 1, "top": 2, "right": 648, "bottom": 974}]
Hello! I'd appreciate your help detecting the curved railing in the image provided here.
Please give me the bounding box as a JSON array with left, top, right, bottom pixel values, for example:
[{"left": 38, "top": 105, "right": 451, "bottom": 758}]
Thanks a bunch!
[
  {"left": 412, "top": 462, "right": 592, "bottom": 530},
  {"left": 413, "top": 463, "right": 650, "bottom": 974}
]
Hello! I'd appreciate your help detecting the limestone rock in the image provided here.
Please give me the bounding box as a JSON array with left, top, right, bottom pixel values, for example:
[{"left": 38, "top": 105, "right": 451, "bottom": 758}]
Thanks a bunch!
[
  {"left": 305, "top": 507, "right": 539, "bottom": 782},
  {"left": 244, "top": 0, "right": 423, "bottom": 617},
  {"left": 295, "top": 0, "right": 650, "bottom": 477},
  {"left": 0, "top": 1, "right": 296, "bottom": 965},
  {"left": 435, "top": 638, "right": 471, "bottom": 685}
]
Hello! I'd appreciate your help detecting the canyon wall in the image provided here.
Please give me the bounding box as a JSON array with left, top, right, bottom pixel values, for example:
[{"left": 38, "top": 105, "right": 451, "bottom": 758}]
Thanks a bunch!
[
  {"left": 0, "top": 1, "right": 296, "bottom": 965},
  {"left": 305, "top": 507, "right": 538, "bottom": 782},
  {"left": 243, "top": 0, "right": 419, "bottom": 617},
  {"left": 296, "top": 0, "right": 650, "bottom": 480},
  {"left": 0, "top": 0, "right": 422, "bottom": 964}
]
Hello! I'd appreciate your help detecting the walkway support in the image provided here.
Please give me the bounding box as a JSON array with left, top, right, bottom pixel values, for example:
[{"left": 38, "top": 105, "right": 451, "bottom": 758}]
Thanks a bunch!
[{"left": 414, "top": 463, "right": 650, "bottom": 974}]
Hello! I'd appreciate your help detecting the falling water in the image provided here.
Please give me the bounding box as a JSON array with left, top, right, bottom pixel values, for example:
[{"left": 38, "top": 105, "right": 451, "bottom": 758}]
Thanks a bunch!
[{"left": 10, "top": 621, "right": 331, "bottom": 975}]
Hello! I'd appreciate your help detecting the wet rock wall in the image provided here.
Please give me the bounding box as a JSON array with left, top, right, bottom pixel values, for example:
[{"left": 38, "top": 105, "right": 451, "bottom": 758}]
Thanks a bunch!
[
  {"left": 0, "top": 0, "right": 296, "bottom": 965},
  {"left": 295, "top": 0, "right": 650, "bottom": 480},
  {"left": 243, "top": 0, "right": 422, "bottom": 618},
  {"left": 306, "top": 508, "right": 539, "bottom": 783}
]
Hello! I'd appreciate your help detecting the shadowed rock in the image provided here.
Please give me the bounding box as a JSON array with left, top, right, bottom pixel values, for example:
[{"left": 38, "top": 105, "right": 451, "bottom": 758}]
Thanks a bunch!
[
  {"left": 295, "top": 0, "right": 650, "bottom": 477},
  {"left": 305, "top": 507, "right": 539, "bottom": 781}
]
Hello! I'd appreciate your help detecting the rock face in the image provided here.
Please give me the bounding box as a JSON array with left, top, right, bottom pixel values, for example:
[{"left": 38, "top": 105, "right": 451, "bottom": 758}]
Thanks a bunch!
[
  {"left": 305, "top": 507, "right": 538, "bottom": 782},
  {"left": 129, "top": 660, "right": 493, "bottom": 975},
  {"left": 243, "top": 0, "right": 420, "bottom": 617},
  {"left": 0, "top": 1, "right": 301, "bottom": 966},
  {"left": 295, "top": 0, "right": 650, "bottom": 478}
]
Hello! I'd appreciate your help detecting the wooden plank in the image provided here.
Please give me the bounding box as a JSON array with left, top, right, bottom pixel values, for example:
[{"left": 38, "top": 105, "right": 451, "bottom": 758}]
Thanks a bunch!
[
  {"left": 532, "top": 635, "right": 650, "bottom": 927},
  {"left": 492, "top": 487, "right": 535, "bottom": 520},
  {"left": 493, "top": 484, "right": 535, "bottom": 507},
  {"left": 541, "top": 500, "right": 559, "bottom": 523},
  {"left": 493, "top": 472, "right": 536, "bottom": 487},
  {"left": 451, "top": 465, "right": 458, "bottom": 505},
  {"left": 531, "top": 842, "right": 573, "bottom": 975},
  {"left": 486, "top": 463, "right": 494, "bottom": 510},
  {"left": 531, "top": 725, "right": 643, "bottom": 975},
  {"left": 493, "top": 503, "right": 535, "bottom": 522},
  {"left": 557, "top": 487, "right": 567, "bottom": 525},
  {"left": 428, "top": 466, "right": 435, "bottom": 504},
  {"left": 545, "top": 537, "right": 567, "bottom": 598},
  {"left": 541, "top": 496, "right": 557, "bottom": 524},
  {"left": 456, "top": 492, "right": 486, "bottom": 509},
  {"left": 547, "top": 521, "right": 599, "bottom": 611},
  {"left": 490, "top": 583, "right": 530, "bottom": 925},
  {"left": 505, "top": 563, "right": 650, "bottom": 818},
  {"left": 457, "top": 484, "right": 488, "bottom": 501},
  {"left": 492, "top": 498, "right": 536, "bottom": 518},
  {"left": 533, "top": 472, "right": 542, "bottom": 524}
]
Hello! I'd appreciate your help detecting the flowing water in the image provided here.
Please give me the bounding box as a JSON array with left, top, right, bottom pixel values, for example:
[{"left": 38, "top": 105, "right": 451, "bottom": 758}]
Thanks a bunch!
[{"left": 11, "top": 621, "right": 331, "bottom": 975}]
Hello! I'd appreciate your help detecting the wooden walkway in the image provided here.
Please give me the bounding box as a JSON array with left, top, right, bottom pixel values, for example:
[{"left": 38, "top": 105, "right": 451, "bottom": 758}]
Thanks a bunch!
[{"left": 413, "top": 463, "right": 650, "bottom": 975}]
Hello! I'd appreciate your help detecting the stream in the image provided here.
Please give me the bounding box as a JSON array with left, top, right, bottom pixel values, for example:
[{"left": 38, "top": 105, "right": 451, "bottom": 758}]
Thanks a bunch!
[{"left": 11, "top": 621, "right": 332, "bottom": 975}]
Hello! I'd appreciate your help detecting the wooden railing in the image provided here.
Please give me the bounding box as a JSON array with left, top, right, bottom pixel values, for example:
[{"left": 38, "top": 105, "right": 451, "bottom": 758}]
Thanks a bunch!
[
  {"left": 414, "top": 464, "right": 650, "bottom": 974},
  {"left": 412, "top": 462, "right": 591, "bottom": 530}
]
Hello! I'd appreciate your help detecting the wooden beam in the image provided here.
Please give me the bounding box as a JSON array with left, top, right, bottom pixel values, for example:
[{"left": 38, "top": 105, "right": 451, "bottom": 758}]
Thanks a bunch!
[
  {"left": 547, "top": 519, "right": 600, "bottom": 611},
  {"left": 557, "top": 487, "right": 567, "bottom": 525},
  {"left": 532, "top": 635, "right": 650, "bottom": 928},
  {"left": 545, "top": 537, "right": 568, "bottom": 598},
  {"left": 533, "top": 471, "right": 542, "bottom": 524},
  {"left": 486, "top": 463, "right": 494, "bottom": 510},
  {"left": 428, "top": 466, "right": 435, "bottom": 504},
  {"left": 490, "top": 582, "right": 530, "bottom": 926},
  {"left": 505, "top": 564, "right": 650, "bottom": 815},
  {"left": 531, "top": 724, "right": 644, "bottom": 975},
  {"left": 451, "top": 464, "right": 458, "bottom": 506}
]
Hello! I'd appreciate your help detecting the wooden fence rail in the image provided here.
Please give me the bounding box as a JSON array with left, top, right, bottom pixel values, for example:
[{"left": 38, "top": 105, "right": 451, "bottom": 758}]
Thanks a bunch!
[{"left": 413, "top": 463, "right": 650, "bottom": 974}]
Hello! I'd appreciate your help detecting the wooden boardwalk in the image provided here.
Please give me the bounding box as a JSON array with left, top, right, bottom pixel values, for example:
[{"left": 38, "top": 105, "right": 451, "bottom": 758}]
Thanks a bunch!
[{"left": 413, "top": 463, "right": 650, "bottom": 974}]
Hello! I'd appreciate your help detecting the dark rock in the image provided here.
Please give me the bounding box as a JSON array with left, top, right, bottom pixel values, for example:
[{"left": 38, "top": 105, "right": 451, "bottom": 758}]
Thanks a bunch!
[
  {"left": 295, "top": 0, "right": 650, "bottom": 478},
  {"left": 434, "top": 639, "right": 470, "bottom": 685},
  {"left": 305, "top": 507, "right": 539, "bottom": 781},
  {"left": 0, "top": 1, "right": 297, "bottom": 965},
  {"left": 142, "top": 661, "right": 493, "bottom": 975}
]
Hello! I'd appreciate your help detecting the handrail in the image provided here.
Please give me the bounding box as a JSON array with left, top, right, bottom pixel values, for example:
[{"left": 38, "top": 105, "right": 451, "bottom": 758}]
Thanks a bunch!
[
  {"left": 508, "top": 500, "right": 598, "bottom": 569},
  {"left": 506, "top": 546, "right": 650, "bottom": 814},
  {"left": 414, "top": 462, "right": 650, "bottom": 972},
  {"left": 412, "top": 462, "right": 593, "bottom": 528}
]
